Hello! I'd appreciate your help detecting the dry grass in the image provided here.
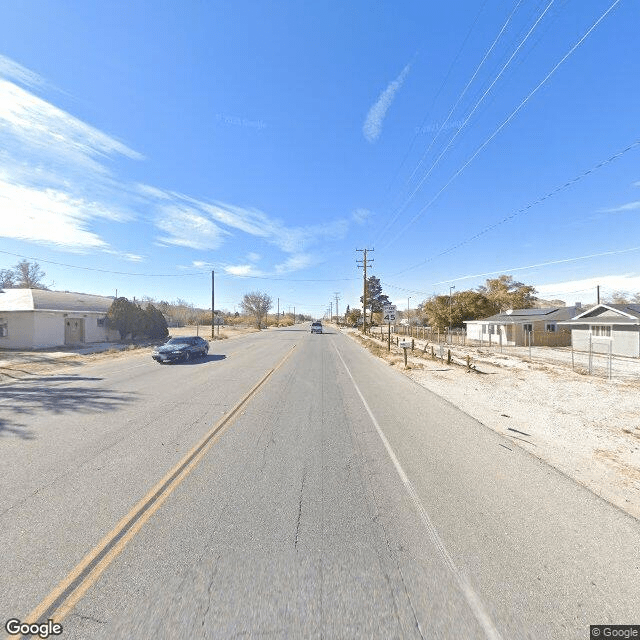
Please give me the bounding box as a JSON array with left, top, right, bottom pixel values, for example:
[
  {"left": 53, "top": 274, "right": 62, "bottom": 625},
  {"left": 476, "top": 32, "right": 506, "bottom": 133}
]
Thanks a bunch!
[{"left": 168, "top": 325, "right": 260, "bottom": 340}]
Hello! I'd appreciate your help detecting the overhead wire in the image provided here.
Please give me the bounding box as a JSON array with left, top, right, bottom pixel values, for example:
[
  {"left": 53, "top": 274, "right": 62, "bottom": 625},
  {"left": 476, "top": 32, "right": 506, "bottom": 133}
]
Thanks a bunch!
[
  {"left": 373, "top": 0, "right": 523, "bottom": 244},
  {"left": 0, "top": 249, "right": 360, "bottom": 283},
  {"left": 397, "top": 0, "right": 555, "bottom": 219},
  {"left": 387, "top": 138, "right": 640, "bottom": 278},
  {"left": 381, "top": 0, "right": 489, "bottom": 201},
  {"left": 383, "top": 0, "right": 624, "bottom": 253},
  {"left": 382, "top": 245, "right": 640, "bottom": 296}
]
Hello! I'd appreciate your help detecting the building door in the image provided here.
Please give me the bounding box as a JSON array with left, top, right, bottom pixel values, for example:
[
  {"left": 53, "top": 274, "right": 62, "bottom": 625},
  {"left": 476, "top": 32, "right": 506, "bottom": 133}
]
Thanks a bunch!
[{"left": 64, "top": 318, "right": 85, "bottom": 344}]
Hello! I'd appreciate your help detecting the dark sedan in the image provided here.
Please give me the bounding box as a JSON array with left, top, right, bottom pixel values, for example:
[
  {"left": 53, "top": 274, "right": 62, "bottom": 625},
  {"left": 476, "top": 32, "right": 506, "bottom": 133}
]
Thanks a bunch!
[{"left": 152, "top": 336, "right": 209, "bottom": 363}]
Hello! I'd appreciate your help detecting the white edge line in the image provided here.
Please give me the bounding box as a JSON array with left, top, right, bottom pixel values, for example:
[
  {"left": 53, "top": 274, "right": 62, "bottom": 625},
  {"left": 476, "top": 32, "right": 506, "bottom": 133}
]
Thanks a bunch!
[{"left": 333, "top": 343, "right": 504, "bottom": 640}]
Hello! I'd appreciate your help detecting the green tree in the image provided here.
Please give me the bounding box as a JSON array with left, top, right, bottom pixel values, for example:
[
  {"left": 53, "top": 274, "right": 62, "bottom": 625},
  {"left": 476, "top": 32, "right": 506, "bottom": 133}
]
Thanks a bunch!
[
  {"left": 240, "top": 291, "right": 273, "bottom": 328},
  {"left": 106, "top": 297, "right": 140, "bottom": 340},
  {"left": 421, "top": 289, "right": 495, "bottom": 331},
  {"left": 477, "top": 275, "right": 536, "bottom": 314},
  {"left": 359, "top": 276, "right": 390, "bottom": 314},
  {"left": 345, "top": 307, "right": 362, "bottom": 325},
  {"left": 142, "top": 303, "right": 169, "bottom": 339}
]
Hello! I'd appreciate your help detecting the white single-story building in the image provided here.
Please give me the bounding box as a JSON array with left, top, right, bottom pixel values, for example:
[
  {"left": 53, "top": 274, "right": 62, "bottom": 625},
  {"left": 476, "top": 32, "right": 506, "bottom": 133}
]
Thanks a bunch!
[
  {"left": 0, "top": 289, "right": 119, "bottom": 349},
  {"left": 464, "top": 306, "right": 581, "bottom": 347},
  {"left": 558, "top": 303, "right": 640, "bottom": 358}
]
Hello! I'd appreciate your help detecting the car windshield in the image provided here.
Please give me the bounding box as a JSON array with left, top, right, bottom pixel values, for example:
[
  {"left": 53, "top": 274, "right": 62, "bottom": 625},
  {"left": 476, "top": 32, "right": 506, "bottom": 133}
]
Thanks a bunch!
[{"left": 165, "top": 338, "right": 191, "bottom": 345}]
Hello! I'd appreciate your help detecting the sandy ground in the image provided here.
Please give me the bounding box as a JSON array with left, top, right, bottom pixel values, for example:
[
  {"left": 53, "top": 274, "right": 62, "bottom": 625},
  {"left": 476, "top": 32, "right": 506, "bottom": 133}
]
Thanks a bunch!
[
  {"left": 342, "top": 327, "right": 640, "bottom": 521},
  {"left": 0, "top": 325, "right": 260, "bottom": 382}
]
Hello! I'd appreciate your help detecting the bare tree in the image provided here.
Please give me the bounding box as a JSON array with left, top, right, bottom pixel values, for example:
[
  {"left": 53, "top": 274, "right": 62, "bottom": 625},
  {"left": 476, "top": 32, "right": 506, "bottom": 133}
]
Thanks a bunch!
[
  {"left": 240, "top": 291, "right": 273, "bottom": 329},
  {"left": 12, "top": 260, "right": 48, "bottom": 288},
  {"left": 0, "top": 269, "right": 15, "bottom": 288}
]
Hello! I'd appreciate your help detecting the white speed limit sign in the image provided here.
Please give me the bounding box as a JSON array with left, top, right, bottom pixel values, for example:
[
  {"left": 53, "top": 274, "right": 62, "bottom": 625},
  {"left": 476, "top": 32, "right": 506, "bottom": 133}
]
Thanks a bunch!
[{"left": 382, "top": 305, "right": 396, "bottom": 322}]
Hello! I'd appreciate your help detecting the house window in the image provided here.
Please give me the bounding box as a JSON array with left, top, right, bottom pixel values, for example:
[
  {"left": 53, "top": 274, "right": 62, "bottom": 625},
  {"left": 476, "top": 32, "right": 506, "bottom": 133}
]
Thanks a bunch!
[
  {"left": 591, "top": 325, "right": 611, "bottom": 337},
  {"left": 0, "top": 320, "right": 7, "bottom": 337},
  {"left": 488, "top": 324, "right": 494, "bottom": 334},
  {"left": 545, "top": 323, "right": 556, "bottom": 332},
  {"left": 523, "top": 323, "right": 533, "bottom": 333},
  {"left": 97, "top": 317, "right": 106, "bottom": 327}
]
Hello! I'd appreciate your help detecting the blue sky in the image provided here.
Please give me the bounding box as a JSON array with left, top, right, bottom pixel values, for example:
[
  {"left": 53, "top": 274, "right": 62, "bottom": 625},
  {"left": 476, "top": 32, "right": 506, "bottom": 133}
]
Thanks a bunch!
[{"left": 0, "top": 0, "right": 638, "bottom": 316}]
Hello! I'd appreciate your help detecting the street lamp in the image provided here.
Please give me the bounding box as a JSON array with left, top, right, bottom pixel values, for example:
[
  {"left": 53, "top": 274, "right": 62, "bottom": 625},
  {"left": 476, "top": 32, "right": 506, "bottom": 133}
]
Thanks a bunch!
[{"left": 449, "top": 286, "right": 456, "bottom": 335}]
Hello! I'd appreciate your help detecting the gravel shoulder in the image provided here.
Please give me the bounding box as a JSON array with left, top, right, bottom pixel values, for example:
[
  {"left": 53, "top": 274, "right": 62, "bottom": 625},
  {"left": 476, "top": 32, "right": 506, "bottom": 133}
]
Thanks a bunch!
[
  {"left": 342, "top": 327, "right": 640, "bottom": 521},
  {"left": 0, "top": 325, "right": 260, "bottom": 383}
]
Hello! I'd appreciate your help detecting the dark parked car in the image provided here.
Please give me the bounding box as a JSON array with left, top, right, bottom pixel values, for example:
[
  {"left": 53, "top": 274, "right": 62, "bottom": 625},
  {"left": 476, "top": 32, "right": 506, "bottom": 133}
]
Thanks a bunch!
[
  {"left": 310, "top": 322, "right": 322, "bottom": 334},
  {"left": 152, "top": 336, "right": 209, "bottom": 363}
]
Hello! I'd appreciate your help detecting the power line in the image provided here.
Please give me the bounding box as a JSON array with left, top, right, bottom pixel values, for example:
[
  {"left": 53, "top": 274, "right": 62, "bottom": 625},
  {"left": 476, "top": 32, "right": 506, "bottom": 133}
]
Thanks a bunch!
[
  {"left": 382, "top": 245, "right": 640, "bottom": 296},
  {"left": 389, "top": 138, "right": 640, "bottom": 277},
  {"left": 382, "top": 0, "right": 489, "bottom": 198},
  {"left": 0, "top": 249, "right": 359, "bottom": 283},
  {"left": 375, "top": 0, "right": 523, "bottom": 244},
  {"left": 383, "top": 0, "right": 623, "bottom": 251},
  {"left": 401, "top": 0, "right": 555, "bottom": 216}
]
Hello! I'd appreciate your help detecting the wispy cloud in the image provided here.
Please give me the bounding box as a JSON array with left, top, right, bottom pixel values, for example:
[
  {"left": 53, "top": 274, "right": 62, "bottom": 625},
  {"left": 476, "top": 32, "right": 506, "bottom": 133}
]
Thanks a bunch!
[
  {"left": 600, "top": 201, "right": 640, "bottom": 213},
  {"left": 363, "top": 62, "right": 411, "bottom": 143},
  {"left": 143, "top": 186, "right": 350, "bottom": 260},
  {"left": 0, "top": 55, "right": 354, "bottom": 275},
  {"left": 274, "top": 253, "right": 315, "bottom": 274},
  {"left": 352, "top": 208, "right": 372, "bottom": 224},
  {"left": 535, "top": 273, "right": 640, "bottom": 302},
  {"left": 155, "top": 204, "right": 230, "bottom": 250},
  {"left": 0, "top": 60, "right": 142, "bottom": 253},
  {"left": 0, "top": 54, "right": 46, "bottom": 89},
  {"left": 224, "top": 264, "right": 265, "bottom": 277}
]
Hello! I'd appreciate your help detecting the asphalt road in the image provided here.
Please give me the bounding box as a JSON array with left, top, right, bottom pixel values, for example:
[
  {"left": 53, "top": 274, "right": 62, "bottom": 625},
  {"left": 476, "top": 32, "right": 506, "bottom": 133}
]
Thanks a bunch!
[{"left": 1, "top": 325, "right": 638, "bottom": 639}]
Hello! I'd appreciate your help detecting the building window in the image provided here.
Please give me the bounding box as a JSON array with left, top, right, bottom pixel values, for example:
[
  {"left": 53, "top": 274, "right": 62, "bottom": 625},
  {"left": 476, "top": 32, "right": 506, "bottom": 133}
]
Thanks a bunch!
[
  {"left": 545, "top": 323, "right": 556, "bottom": 332},
  {"left": 0, "top": 320, "right": 7, "bottom": 337},
  {"left": 523, "top": 323, "right": 533, "bottom": 333},
  {"left": 591, "top": 325, "right": 611, "bottom": 337},
  {"left": 97, "top": 317, "right": 106, "bottom": 327}
]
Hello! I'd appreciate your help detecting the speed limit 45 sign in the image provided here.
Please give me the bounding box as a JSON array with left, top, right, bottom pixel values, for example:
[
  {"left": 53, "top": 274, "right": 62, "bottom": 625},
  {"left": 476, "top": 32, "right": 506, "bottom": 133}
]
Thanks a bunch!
[{"left": 382, "top": 304, "right": 396, "bottom": 322}]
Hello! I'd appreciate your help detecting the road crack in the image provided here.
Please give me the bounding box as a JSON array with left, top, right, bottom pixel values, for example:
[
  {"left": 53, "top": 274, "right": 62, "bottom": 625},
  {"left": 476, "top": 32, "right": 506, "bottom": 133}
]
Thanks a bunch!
[{"left": 294, "top": 468, "right": 307, "bottom": 551}]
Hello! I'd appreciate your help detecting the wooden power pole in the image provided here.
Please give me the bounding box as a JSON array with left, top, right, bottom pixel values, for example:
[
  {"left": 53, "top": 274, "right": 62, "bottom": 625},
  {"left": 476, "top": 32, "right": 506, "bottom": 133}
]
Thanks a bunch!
[{"left": 356, "top": 248, "right": 374, "bottom": 333}]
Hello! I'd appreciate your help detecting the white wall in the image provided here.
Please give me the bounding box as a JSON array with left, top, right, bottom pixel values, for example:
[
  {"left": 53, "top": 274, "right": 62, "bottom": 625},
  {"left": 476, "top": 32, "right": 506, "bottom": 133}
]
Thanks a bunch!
[{"left": 0, "top": 312, "right": 35, "bottom": 349}]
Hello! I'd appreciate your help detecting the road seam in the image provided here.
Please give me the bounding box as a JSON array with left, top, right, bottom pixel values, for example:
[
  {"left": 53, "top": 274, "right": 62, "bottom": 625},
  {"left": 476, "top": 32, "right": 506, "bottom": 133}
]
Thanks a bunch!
[
  {"left": 333, "top": 343, "right": 504, "bottom": 640},
  {"left": 11, "top": 344, "right": 296, "bottom": 638}
]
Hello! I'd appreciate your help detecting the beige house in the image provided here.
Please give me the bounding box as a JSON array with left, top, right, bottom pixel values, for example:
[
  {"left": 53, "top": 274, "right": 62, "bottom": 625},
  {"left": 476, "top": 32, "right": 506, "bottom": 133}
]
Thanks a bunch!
[
  {"left": 0, "top": 289, "right": 119, "bottom": 349},
  {"left": 464, "top": 306, "right": 581, "bottom": 347}
]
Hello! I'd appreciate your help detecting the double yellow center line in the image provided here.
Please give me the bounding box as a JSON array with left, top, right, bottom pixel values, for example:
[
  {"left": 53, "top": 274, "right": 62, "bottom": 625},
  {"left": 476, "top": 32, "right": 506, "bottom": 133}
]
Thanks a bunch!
[{"left": 13, "top": 344, "right": 296, "bottom": 636}]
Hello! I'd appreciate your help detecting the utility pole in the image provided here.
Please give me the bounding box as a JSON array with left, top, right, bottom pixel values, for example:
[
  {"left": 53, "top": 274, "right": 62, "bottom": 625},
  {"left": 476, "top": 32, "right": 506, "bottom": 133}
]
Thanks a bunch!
[
  {"left": 449, "top": 285, "right": 456, "bottom": 333},
  {"left": 334, "top": 292, "right": 340, "bottom": 326},
  {"left": 330, "top": 301, "right": 333, "bottom": 323},
  {"left": 277, "top": 297, "right": 280, "bottom": 326},
  {"left": 356, "top": 248, "right": 374, "bottom": 333},
  {"left": 211, "top": 270, "right": 215, "bottom": 340},
  {"left": 597, "top": 285, "right": 600, "bottom": 304},
  {"left": 293, "top": 306, "right": 295, "bottom": 323}
]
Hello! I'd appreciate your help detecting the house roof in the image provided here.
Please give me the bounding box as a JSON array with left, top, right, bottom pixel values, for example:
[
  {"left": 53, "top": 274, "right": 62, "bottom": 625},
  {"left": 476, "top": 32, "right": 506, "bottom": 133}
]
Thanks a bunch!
[
  {"left": 464, "top": 307, "right": 577, "bottom": 324},
  {"left": 0, "top": 289, "right": 114, "bottom": 313},
  {"left": 559, "top": 303, "right": 640, "bottom": 326}
]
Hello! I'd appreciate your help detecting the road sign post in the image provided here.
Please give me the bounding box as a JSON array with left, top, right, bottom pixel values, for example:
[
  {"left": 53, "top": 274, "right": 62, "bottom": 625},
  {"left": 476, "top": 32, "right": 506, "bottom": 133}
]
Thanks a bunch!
[{"left": 383, "top": 305, "right": 396, "bottom": 352}]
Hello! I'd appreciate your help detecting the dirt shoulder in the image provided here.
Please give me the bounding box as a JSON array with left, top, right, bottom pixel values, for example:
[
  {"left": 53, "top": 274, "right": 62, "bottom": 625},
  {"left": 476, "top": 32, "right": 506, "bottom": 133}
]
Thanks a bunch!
[
  {"left": 341, "top": 326, "right": 640, "bottom": 521},
  {"left": 0, "top": 325, "right": 260, "bottom": 383}
]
